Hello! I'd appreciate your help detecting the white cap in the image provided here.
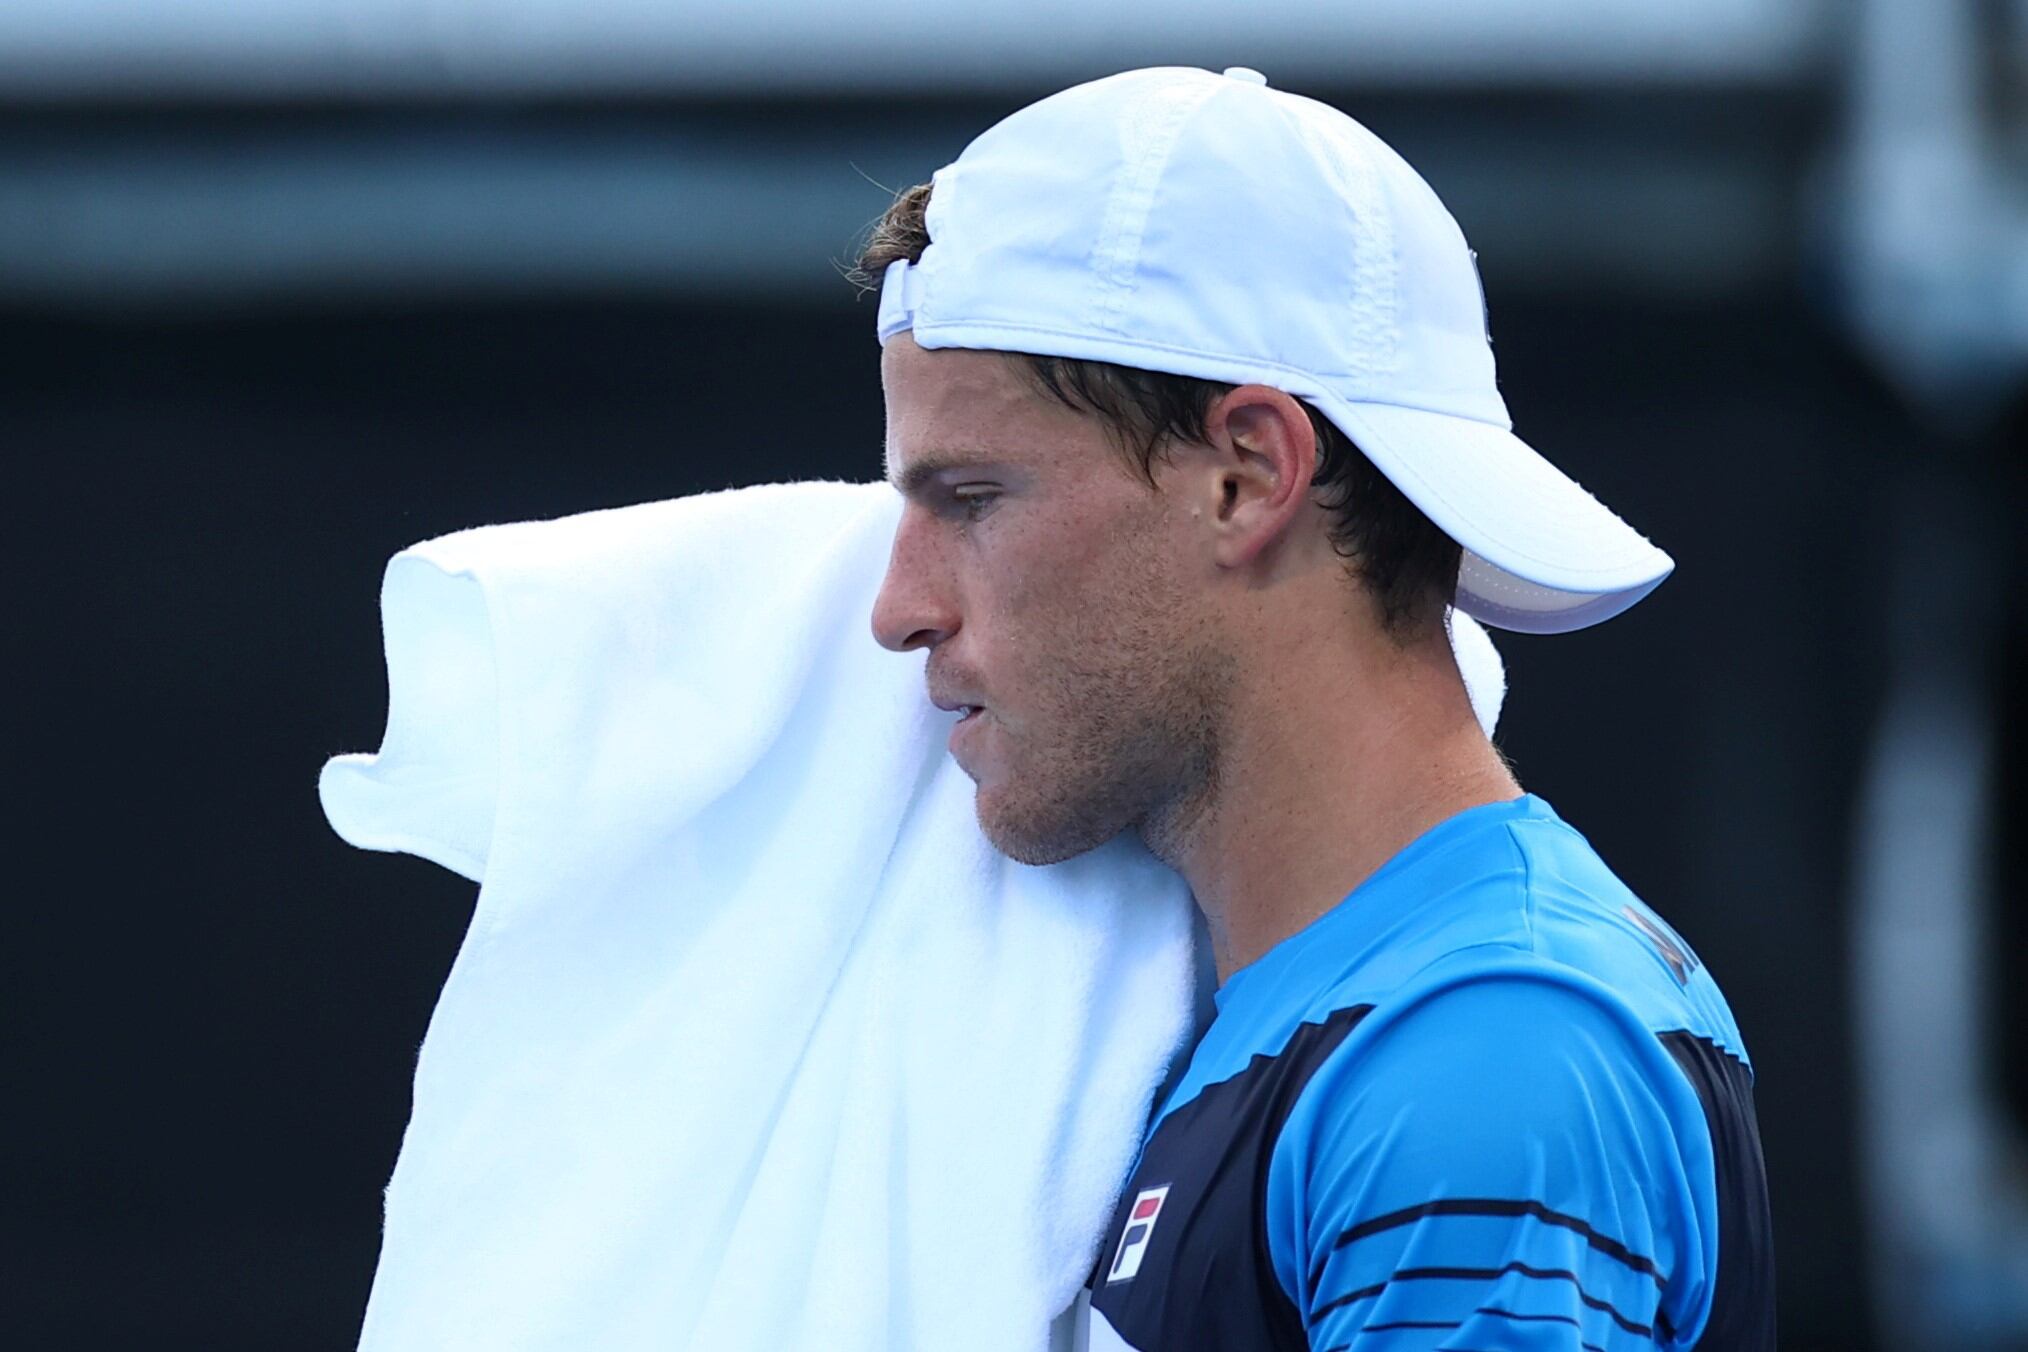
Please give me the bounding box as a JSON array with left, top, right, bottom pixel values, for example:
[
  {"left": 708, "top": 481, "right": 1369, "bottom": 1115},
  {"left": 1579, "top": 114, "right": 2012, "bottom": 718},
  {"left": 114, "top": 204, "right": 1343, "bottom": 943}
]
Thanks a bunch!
[{"left": 875, "top": 66, "right": 1674, "bottom": 634}]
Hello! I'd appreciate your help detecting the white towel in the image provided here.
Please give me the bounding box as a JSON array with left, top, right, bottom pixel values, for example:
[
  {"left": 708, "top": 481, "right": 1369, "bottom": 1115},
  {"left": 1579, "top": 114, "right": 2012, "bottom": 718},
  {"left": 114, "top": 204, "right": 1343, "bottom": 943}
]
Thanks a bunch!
[{"left": 320, "top": 479, "right": 1507, "bottom": 1352}]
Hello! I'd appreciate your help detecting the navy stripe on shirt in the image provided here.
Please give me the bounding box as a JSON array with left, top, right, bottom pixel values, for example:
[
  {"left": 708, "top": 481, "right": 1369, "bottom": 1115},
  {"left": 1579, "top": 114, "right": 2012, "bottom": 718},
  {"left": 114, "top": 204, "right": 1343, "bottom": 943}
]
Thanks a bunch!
[
  {"left": 1308, "top": 1196, "right": 1669, "bottom": 1305},
  {"left": 1326, "top": 1304, "right": 1621, "bottom": 1352},
  {"left": 1310, "top": 1259, "right": 1664, "bottom": 1339}
]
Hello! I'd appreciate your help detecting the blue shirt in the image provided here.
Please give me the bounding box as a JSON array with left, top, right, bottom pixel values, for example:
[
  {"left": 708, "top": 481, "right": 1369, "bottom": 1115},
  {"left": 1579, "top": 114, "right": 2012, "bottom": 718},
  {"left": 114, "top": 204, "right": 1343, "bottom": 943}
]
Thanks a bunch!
[{"left": 1084, "top": 795, "right": 1773, "bottom": 1350}]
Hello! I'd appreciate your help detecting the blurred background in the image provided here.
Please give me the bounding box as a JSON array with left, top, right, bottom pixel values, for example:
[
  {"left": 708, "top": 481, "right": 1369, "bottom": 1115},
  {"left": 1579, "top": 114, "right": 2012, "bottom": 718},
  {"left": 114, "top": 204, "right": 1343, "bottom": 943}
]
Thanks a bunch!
[{"left": 6, "top": 1, "right": 2024, "bottom": 1347}]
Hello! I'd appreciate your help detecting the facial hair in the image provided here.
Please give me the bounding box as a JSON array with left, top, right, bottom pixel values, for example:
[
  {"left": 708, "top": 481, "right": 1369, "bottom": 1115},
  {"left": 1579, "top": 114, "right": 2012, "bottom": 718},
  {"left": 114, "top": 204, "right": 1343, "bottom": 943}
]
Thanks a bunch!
[{"left": 973, "top": 559, "right": 1236, "bottom": 870}]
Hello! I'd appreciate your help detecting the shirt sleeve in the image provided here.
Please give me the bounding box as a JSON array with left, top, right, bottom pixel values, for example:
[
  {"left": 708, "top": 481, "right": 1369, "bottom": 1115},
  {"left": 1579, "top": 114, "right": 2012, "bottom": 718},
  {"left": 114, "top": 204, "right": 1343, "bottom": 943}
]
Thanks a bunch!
[{"left": 1265, "top": 969, "right": 1717, "bottom": 1351}]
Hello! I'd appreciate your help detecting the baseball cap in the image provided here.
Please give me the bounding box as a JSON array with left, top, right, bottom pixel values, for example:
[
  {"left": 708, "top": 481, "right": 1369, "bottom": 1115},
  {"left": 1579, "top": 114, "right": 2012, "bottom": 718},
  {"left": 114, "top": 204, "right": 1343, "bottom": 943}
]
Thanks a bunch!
[{"left": 874, "top": 65, "right": 1674, "bottom": 634}]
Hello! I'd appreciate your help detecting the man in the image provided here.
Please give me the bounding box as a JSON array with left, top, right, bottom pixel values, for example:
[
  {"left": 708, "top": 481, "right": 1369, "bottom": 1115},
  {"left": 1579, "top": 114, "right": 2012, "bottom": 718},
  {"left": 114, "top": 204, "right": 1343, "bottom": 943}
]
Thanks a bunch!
[{"left": 862, "top": 67, "right": 1773, "bottom": 1351}]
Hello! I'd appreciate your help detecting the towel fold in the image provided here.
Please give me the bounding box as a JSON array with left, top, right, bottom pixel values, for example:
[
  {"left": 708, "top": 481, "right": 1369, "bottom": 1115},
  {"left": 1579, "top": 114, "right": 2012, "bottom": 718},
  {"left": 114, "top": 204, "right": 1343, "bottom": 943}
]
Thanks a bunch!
[{"left": 320, "top": 478, "right": 1506, "bottom": 1351}]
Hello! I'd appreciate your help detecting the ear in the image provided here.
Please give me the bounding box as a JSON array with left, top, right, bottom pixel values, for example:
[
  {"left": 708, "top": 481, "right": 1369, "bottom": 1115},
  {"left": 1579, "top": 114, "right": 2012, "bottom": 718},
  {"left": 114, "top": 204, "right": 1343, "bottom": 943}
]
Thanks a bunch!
[{"left": 1200, "top": 384, "right": 1319, "bottom": 569}]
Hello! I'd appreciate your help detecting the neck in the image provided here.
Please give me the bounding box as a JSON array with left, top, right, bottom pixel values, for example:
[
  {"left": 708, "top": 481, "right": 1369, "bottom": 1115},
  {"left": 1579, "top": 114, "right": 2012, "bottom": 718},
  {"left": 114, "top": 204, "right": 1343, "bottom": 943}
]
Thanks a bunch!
[{"left": 1148, "top": 617, "right": 1521, "bottom": 984}]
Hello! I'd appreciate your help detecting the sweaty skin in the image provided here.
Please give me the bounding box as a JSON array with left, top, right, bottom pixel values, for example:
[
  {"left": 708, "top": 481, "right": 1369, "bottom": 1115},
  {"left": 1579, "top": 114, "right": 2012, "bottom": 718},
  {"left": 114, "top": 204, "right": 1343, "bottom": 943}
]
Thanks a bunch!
[{"left": 872, "top": 334, "right": 1519, "bottom": 981}]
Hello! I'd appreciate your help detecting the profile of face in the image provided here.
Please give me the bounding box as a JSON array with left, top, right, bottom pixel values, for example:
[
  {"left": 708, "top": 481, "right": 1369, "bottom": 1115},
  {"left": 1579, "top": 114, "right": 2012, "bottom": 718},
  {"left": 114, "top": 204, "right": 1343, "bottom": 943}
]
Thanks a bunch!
[{"left": 872, "top": 335, "right": 1239, "bottom": 867}]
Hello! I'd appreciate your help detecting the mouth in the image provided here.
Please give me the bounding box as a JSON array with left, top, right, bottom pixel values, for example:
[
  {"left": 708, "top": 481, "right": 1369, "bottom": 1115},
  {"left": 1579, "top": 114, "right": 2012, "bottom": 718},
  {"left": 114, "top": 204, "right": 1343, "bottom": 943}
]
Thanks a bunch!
[
  {"left": 947, "top": 702, "right": 987, "bottom": 758},
  {"left": 932, "top": 690, "right": 985, "bottom": 719}
]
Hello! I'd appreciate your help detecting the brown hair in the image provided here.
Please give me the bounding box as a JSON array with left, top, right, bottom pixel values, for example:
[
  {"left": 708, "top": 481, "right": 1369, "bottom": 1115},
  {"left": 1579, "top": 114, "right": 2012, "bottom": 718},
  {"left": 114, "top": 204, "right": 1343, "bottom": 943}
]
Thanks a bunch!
[{"left": 852, "top": 184, "right": 1462, "bottom": 639}]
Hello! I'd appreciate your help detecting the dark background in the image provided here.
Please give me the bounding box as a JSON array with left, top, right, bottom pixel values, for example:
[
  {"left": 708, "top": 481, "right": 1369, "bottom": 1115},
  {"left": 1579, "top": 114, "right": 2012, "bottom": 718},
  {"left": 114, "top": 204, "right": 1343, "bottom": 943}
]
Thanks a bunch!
[{"left": 7, "top": 83, "right": 2023, "bottom": 1351}]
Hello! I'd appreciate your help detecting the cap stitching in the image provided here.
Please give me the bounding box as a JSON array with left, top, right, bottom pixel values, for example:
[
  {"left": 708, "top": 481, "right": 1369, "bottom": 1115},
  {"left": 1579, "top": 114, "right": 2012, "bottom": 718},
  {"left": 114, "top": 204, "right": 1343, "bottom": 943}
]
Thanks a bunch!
[
  {"left": 1271, "top": 96, "right": 1399, "bottom": 377},
  {"left": 1090, "top": 80, "right": 1223, "bottom": 339}
]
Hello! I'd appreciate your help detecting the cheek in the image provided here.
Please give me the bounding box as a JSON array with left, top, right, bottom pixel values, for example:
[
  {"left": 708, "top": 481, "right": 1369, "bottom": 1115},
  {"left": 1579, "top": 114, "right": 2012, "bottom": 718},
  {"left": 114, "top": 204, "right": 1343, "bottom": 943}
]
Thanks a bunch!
[
  {"left": 996, "top": 510, "right": 1178, "bottom": 673},
  {"left": 968, "top": 508, "right": 1110, "bottom": 623}
]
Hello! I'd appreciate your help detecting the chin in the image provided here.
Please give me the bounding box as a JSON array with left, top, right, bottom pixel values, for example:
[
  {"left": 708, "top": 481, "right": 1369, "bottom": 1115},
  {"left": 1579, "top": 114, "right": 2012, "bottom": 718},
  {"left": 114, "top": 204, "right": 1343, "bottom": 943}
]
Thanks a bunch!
[{"left": 975, "top": 785, "right": 1120, "bottom": 868}]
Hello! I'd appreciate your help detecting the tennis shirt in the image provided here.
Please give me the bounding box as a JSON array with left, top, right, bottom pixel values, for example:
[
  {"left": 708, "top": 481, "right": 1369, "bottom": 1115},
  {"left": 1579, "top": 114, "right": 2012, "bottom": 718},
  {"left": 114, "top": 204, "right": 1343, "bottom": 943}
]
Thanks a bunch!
[{"left": 1083, "top": 794, "right": 1774, "bottom": 1350}]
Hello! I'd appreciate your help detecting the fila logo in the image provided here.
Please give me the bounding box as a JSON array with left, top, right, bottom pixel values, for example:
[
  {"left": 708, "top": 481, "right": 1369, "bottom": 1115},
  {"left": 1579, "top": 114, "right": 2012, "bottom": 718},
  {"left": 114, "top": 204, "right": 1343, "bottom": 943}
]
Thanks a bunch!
[{"left": 1106, "top": 1185, "right": 1172, "bottom": 1284}]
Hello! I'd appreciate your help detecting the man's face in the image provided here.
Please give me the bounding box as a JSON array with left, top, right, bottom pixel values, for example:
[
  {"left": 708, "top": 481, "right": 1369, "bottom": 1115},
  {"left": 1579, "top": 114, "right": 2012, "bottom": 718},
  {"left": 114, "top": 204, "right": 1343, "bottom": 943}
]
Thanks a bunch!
[{"left": 872, "top": 335, "right": 1234, "bottom": 866}]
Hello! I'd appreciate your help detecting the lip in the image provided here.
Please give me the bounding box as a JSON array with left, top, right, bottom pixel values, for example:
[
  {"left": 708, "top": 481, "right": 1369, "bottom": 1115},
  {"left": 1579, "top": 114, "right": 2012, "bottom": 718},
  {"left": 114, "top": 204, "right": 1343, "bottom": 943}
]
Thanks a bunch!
[{"left": 948, "top": 704, "right": 984, "bottom": 753}]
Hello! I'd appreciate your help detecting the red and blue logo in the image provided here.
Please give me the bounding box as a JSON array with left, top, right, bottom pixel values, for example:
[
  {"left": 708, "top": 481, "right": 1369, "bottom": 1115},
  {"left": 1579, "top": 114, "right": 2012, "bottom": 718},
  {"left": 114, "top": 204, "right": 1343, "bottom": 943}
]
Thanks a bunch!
[{"left": 1106, "top": 1185, "right": 1172, "bottom": 1284}]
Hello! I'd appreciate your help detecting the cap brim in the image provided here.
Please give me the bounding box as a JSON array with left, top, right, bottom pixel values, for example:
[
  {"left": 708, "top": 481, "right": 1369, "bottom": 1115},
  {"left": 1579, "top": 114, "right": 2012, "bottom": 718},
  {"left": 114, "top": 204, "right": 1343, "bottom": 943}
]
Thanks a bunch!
[{"left": 1313, "top": 395, "right": 1675, "bottom": 634}]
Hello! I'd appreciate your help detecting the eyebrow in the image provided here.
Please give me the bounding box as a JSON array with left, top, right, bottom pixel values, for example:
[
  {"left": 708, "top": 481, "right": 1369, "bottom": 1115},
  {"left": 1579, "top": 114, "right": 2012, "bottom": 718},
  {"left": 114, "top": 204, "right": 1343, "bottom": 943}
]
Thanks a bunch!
[{"left": 886, "top": 450, "right": 1006, "bottom": 500}]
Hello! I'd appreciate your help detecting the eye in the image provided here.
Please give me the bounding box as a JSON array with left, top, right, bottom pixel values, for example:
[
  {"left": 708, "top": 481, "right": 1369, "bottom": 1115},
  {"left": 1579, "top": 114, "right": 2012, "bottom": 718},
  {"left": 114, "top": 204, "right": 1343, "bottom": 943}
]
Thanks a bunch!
[{"left": 951, "top": 485, "right": 1000, "bottom": 523}]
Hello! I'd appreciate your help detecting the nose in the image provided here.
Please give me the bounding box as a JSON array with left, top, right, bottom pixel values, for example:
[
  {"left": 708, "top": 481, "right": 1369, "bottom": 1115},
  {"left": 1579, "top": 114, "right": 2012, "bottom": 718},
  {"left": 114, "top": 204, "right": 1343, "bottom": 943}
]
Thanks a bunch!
[{"left": 871, "top": 505, "right": 959, "bottom": 653}]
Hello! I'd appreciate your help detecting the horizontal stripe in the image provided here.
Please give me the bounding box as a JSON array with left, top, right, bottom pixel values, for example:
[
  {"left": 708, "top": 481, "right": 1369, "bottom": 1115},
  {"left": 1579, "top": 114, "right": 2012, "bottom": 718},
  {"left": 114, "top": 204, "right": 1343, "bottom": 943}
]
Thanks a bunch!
[
  {"left": 1309, "top": 1259, "right": 1664, "bottom": 1338},
  {"left": 1477, "top": 1305, "right": 1582, "bottom": 1326},
  {"left": 1333, "top": 1345, "right": 1610, "bottom": 1352},
  {"left": 1323, "top": 1346, "right": 1608, "bottom": 1352},
  {"left": 1309, "top": 1197, "right": 1667, "bottom": 1301},
  {"left": 1326, "top": 1306, "right": 1626, "bottom": 1351},
  {"left": 1464, "top": 1306, "right": 1620, "bottom": 1350}
]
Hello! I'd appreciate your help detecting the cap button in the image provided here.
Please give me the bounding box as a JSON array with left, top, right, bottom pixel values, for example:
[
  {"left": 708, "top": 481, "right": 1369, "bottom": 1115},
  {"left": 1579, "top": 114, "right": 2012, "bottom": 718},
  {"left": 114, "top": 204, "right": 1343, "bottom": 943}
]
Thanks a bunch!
[{"left": 1221, "top": 66, "right": 1268, "bottom": 87}]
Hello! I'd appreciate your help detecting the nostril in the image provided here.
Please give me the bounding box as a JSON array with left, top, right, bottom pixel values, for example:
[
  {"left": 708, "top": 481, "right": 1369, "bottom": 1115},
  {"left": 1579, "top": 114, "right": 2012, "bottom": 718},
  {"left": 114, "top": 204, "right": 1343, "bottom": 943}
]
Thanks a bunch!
[
  {"left": 871, "top": 609, "right": 943, "bottom": 655},
  {"left": 889, "top": 627, "right": 937, "bottom": 654}
]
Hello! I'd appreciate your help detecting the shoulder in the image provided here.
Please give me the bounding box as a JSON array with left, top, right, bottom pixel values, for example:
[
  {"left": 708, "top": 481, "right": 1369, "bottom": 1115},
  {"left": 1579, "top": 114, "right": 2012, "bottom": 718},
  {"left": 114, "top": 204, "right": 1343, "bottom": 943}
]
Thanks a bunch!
[
  {"left": 1263, "top": 967, "right": 1722, "bottom": 1348},
  {"left": 1283, "top": 957, "right": 1714, "bottom": 1177},
  {"left": 1501, "top": 810, "right": 1754, "bottom": 1068}
]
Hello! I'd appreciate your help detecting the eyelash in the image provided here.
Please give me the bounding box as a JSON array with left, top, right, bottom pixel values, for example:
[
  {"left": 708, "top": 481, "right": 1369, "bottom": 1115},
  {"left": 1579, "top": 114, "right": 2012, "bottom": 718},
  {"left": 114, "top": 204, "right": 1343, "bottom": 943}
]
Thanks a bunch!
[{"left": 951, "top": 488, "right": 999, "bottom": 523}]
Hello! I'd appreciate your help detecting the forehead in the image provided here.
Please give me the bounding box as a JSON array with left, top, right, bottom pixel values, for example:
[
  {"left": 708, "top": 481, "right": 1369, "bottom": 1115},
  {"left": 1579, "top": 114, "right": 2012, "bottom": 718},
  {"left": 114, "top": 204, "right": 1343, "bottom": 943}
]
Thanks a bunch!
[
  {"left": 882, "top": 335, "right": 1032, "bottom": 434},
  {"left": 880, "top": 335, "right": 1090, "bottom": 482}
]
